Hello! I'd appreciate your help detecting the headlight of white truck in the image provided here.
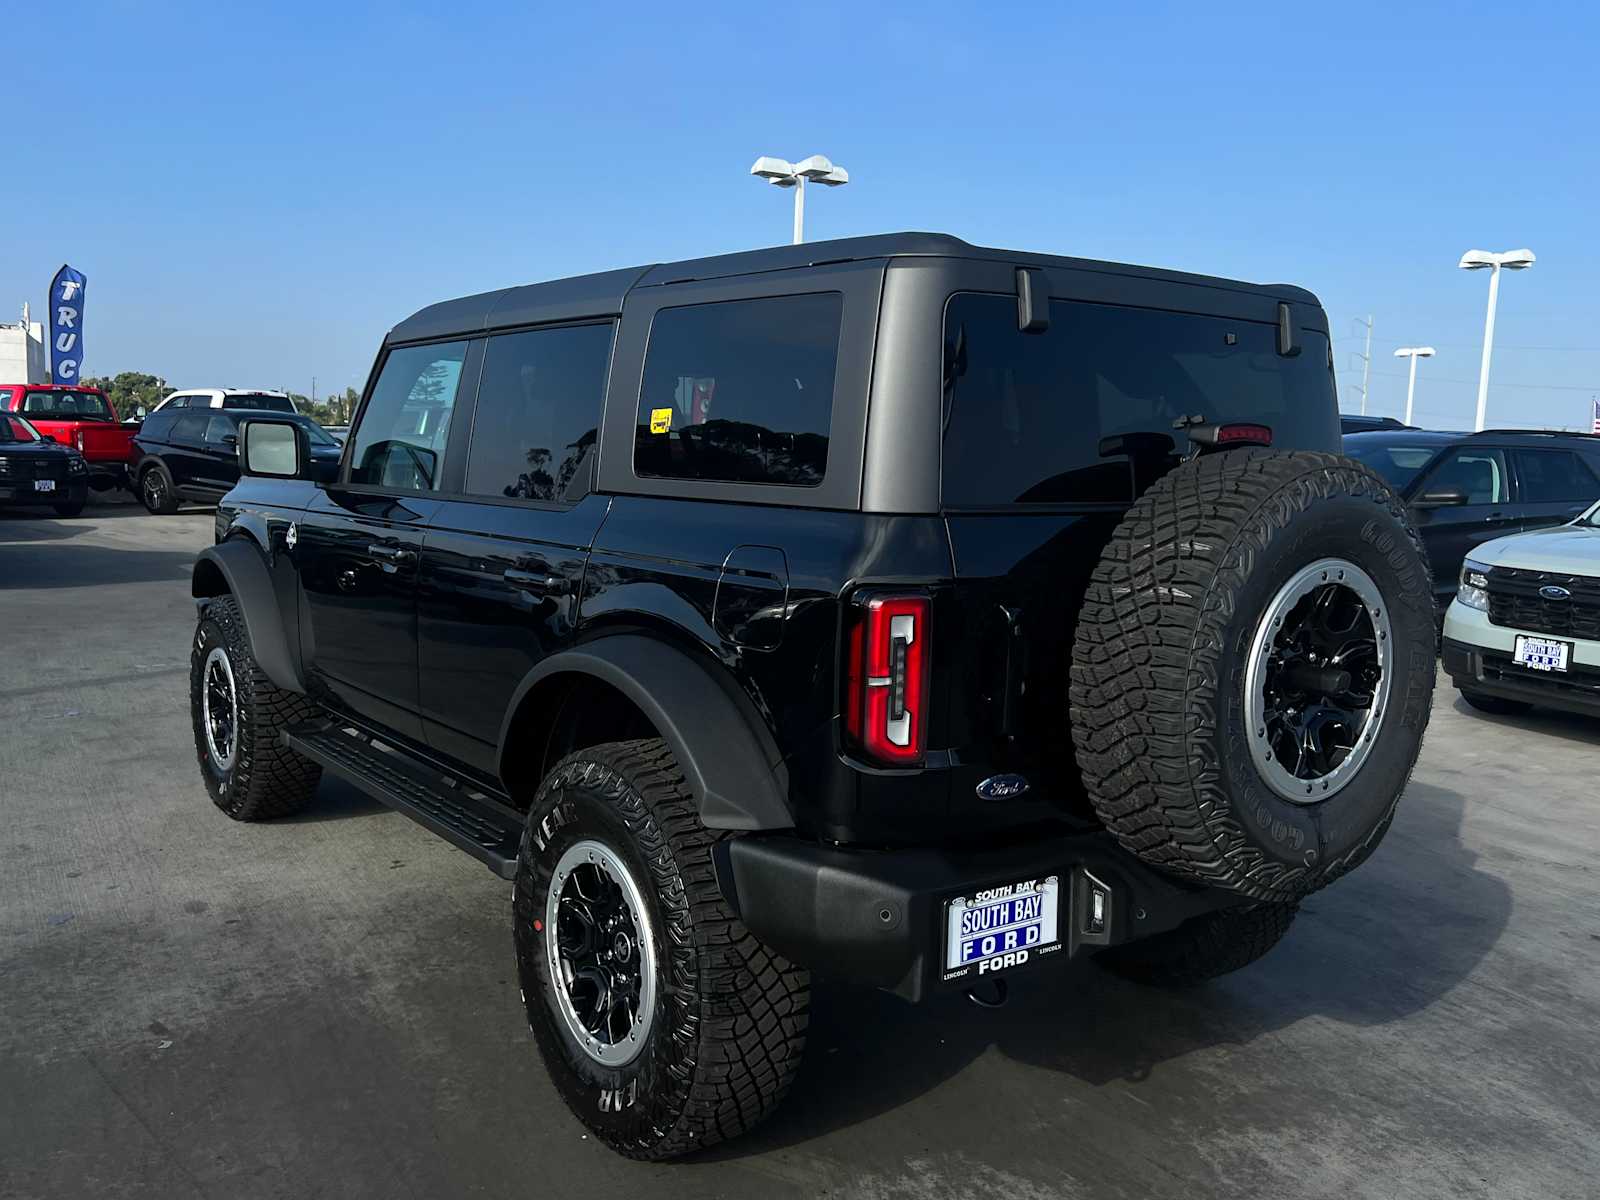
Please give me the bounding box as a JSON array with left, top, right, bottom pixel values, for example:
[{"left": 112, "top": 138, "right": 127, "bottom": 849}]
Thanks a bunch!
[{"left": 1458, "top": 558, "right": 1491, "bottom": 611}]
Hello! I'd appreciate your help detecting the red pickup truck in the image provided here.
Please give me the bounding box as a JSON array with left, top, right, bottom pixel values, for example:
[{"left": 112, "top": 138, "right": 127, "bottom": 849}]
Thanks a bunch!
[{"left": 0, "top": 383, "right": 138, "bottom": 492}]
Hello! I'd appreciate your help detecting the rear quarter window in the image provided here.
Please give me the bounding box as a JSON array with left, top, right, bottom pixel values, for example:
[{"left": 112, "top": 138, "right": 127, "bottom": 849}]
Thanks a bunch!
[
  {"left": 634, "top": 292, "right": 842, "bottom": 488},
  {"left": 941, "top": 294, "right": 1338, "bottom": 506}
]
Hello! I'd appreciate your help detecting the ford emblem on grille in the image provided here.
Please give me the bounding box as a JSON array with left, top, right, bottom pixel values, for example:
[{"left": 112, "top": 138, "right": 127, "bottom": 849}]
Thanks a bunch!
[
  {"left": 1539, "top": 584, "right": 1572, "bottom": 601},
  {"left": 976, "top": 774, "right": 1030, "bottom": 801}
]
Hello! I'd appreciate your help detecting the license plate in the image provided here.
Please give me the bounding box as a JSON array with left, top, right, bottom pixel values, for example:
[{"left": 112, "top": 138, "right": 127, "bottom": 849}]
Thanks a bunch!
[
  {"left": 33, "top": 479, "right": 55, "bottom": 492},
  {"left": 1514, "top": 634, "right": 1570, "bottom": 672},
  {"left": 944, "top": 876, "right": 1060, "bottom": 977}
]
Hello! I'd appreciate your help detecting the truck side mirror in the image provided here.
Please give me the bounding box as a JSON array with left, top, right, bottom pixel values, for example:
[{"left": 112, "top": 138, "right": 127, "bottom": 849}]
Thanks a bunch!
[{"left": 239, "top": 419, "right": 309, "bottom": 479}]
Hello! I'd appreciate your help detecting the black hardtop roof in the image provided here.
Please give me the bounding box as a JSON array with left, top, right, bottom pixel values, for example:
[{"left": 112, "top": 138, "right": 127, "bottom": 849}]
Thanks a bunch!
[{"left": 387, "top": 232, "right": 1323, "bottom": 345}]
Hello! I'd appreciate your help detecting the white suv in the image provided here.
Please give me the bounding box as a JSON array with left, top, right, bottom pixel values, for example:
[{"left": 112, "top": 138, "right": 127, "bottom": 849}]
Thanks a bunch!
[
  {"left": 150, "top": 389, "right": 298, "bottom": 415},
  {"left": 1442, "top": 502, "right": 1600, "bottom": 718}
]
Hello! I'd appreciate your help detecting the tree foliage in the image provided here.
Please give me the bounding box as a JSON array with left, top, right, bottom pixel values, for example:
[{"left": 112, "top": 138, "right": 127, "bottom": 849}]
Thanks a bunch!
[{"left": 81, "top": 372, "right": 170, "bottom": 419}]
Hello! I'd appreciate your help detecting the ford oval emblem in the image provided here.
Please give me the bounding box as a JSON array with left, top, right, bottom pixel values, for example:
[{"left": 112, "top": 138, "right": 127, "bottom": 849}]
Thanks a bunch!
[
  {"left": 1540, "top": 584, "right": 1572, "bottom": 601},
  {"left": 976, "top": 774, "right": 1030, "bottom": 801}
]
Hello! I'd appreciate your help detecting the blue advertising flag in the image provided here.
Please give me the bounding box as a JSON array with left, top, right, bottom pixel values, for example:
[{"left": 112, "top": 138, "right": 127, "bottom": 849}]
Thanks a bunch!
[{"left": 48, "top": 264, "right": 87, "bottom": 382}]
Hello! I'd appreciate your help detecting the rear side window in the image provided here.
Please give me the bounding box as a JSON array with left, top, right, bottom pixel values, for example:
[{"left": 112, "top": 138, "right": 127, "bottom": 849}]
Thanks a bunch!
[
  {"left": 634, "top": 292, "right": 842, "bottom": 487},
  {"left": 203, "top": 414, "right": 236, "bottom": 445},
  {"left": 465, "top": 324, "right": 614, "bottom": 502},
  {"left": 1513, "top": 449, "right": 1599, "bottom": 503},
  {"left": 942, "top": 294, "right": 1337, "bottom": 505},
  {"left": 222, "top": 394, "right": 294, "bottom": 412},
  {"left": 166, "top": 395, "right": 191, "bottom": 409},
  {"left": 349, "top": 341, "right": 469, "bottom": 491}
]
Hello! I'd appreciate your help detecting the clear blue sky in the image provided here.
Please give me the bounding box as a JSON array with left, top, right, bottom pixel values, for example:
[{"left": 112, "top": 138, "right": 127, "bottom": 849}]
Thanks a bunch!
[{"left": 7, "top": 0, "right": 1596, "bottom": 427}]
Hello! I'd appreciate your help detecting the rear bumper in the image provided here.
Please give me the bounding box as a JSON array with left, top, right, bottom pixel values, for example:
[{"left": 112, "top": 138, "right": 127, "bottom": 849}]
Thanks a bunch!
[{"left": 720, "top": 828, "right": 1247, "bottom": 1002}]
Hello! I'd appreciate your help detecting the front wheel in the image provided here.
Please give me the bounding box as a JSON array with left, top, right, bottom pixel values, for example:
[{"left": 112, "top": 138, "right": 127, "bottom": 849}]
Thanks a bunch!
[
  {"left": 140, "top": 465, "right": 178, "bottom": 514},
  {"left": 190, "top": 595, "right": 322, "bottom": 820},
  {"left": 52, "top": 498, "right": 86, "bottom": 517},
  {"left": 513, "top": 739, "right": 809, "bottom": 1160}
]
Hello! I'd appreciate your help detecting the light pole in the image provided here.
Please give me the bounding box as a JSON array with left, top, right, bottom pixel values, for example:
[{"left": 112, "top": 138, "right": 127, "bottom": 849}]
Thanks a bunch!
[
  {"left": 1459, "top": 248, "right": 1535, "bottom": 431},
  {"left": 1392, "top": 346, "right": 1435, "bottom": 426},
  {"left": 750, "top": 154, "right": 850, "bottom": 244}
]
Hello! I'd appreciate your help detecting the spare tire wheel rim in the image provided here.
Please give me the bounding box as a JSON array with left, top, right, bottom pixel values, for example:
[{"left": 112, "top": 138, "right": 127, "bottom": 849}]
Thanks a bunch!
[
  {"left": 1244, "top": 557, "right": 1392, "bottom": 804},
  {"left": 545, "top": 839, "right": 657, "bottom": 1068}
]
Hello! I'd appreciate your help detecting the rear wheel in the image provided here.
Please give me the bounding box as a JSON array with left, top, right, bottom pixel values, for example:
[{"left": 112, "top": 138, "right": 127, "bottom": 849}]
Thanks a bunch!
[
  {"left": 513, "top": 739, "right": 808, "bottom": 1160},
  {"left": 139, "top": 464, "right": 178, "bottom": 514},
  {"left": 190, "top": 595, "right": 322, "bottom": 820},
  {"left": 1458, "top": 689, "right": 1532, "bottom": 716},
  {"left": 1097, "top": 902, "right": 1298, "bottom": 987},
  {"left": 1071, "top": 449, "right": 1435, "bottom": 902}
]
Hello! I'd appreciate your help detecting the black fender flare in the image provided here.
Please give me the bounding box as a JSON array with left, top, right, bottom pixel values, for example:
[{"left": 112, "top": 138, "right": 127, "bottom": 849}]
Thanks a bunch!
[
  {"left": 191, "top": 540, "right": 304, "bottom": 694},
  {"left": 499, "top": 635, "right": 793, "bottom": 831}
]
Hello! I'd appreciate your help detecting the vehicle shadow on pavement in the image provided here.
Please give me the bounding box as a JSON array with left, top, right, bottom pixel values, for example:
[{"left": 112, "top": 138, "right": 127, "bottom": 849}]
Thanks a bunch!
[
  {"left": 701, "top": 780, "right": 1510, "bottom": 1160},
  {"left": 1449, "top": 696, "right": 1600, "bottom": 747},
  {"left": 278, "top": 775, "right": 391, "bottom": 823},
  {"left": 0, "top": 540, "right": 197, "bottom": 588},
  {"left": 0, "top": 513, "right": 88, "bottom": 543}
]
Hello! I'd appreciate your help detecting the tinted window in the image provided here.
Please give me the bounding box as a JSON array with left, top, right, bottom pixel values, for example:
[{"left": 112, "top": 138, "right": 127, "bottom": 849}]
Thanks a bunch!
[
  {"left": 466, "top": 324, "right": 613, "bottom": 502},
  {"left": 172, "top": 412, "right": 210, "bottom": 444},
  {"left": 203, "top": 414, "right": 236, "bottom": 445},
  {"left": 942, "top": 294, "right": 1338, "bottom": 505},
  {"left": 20, "top": 389, "right": 113, "bottom": 420},
  {"left": 1424, "top": 447, "right": 1508, "bottom": 504},
  {"left": 635, "top": 293, "right": 841, "bottom": 487},
  {"left": 1341, "top": 438, "right": 1442, "bottom": 492},
  {"left": 222, "top": 394, "right": 295, "bottom": 412},
  {"left": 138, "top": 411, "right": 177, "bottom": 443},
  {"left": 0, "top": 388, "right": 14, "bottom": 407},
  {"left": 0, "top": 414, "right": 38, "bottom": 441},
  {"left": 349, "top": 341, "right": 468, "bottom": 490},
  {"left": 1513, "top": 449, "right": 1599, "bottom": 504},
  {"left": 166, "top": 395, "right": 190, "bottom": 409}
]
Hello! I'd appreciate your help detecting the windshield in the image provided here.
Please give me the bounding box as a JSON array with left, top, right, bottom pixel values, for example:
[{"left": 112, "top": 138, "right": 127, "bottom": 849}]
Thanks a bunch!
[
  {"left": 20, "top": 389, "right": 113, "bottom": 421},
  {"left": 222, "top": 394, "right": 295, "bottom": 413},
  {"left": 0, "top": 414, "right": 41, "bottom": 442},
  {"left": 1341, "top": 439, "right": 1441, "bottom": 493}
]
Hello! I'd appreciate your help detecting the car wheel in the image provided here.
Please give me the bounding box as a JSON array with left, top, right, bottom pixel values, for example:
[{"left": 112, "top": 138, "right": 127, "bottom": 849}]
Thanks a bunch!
[
  {"left": 140, "top": 464, "right": 179, "bottom": 514},
  {"left": 513, "top": 738, "right": 809, "bottom": 1160},
  {"left": 52, "top": 498, "right": 86, "bottom": 517},
  {"left": 1458, "top": 689, "right": 1532, "bottom": 716},
  {"left": 1071, "top": 448, "right": 1436, "bottom": 902},
  {"left": 190, "top": 594, "right": 322, "bottom": 820}
]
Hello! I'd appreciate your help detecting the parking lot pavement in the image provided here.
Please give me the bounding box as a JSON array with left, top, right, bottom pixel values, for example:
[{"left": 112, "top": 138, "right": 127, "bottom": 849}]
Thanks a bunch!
[{"left": 2, "top": 501, "right": 1598, "bottom": 1200}]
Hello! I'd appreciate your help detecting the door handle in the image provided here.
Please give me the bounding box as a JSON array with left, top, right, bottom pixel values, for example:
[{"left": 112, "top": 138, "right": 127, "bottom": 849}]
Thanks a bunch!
[
  {"left": 503, "top": 568, "right": 569, "bottom": 595},
  {"left": 366, "top": 543, "right": 416, "bottom": 565}
]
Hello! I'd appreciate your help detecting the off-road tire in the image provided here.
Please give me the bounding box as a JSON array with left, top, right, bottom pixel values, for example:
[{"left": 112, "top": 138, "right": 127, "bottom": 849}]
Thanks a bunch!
[
  {"left": 1458, "top": 689, "right": 1532, "bottom": 717},
  {"left": 190, "top": 594, "right": 322, "bottom": 820},
  {"left": 139, "top": 463, "right": 179, "bottom": 514},
  {"left": 513, "top": 739, "right": 809, "bottom": 1160},
  {"left": 52, "top": 498, "right": 86, "bottom": 517},
  {"left": 1096, "top": 901, "right": 1298, "bottom": 987},
  {"left": 1071, "top": 449, "right": 1435, "bottom": 902}
]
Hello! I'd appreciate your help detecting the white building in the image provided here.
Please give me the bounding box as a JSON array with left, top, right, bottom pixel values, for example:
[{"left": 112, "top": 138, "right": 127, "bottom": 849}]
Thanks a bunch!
[{"left": 1, "top": 304, "right": 48, "bottom": 383}]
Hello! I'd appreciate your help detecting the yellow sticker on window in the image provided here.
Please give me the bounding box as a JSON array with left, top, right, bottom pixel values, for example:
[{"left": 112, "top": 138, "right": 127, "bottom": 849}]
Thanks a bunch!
[{"left": 649, "top": 407, "right": 673, "bottom": 434}]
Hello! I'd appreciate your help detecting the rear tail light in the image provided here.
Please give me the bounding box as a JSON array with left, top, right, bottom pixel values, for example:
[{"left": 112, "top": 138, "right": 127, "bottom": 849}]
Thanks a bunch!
[
  {"left": 844, "top": 592, "right": 931, "bottom": 765},
  {"left": 75, "top": 429, "right": 85, "bottom": 451}
]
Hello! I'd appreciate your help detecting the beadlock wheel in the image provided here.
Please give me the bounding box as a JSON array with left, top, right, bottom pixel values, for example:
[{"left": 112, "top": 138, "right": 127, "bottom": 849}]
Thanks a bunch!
[
  {"left": 1243, "top": 557, "right": 1393, "bottom": 804},
  {"left": 201, "top": 645, "right": 238, "bottom": 773},
  {"left": 543, "top": 838, "right": 657, "bottom": 1068}
]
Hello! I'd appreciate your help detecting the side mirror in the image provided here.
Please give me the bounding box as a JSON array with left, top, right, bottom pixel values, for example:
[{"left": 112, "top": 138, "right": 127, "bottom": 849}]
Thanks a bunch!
[
  {"left": 240, "top": 418, "right": 309, "bottom": 479},
  {"left": 1415, "top": 489, "right": 1468, "bottom": 508}
]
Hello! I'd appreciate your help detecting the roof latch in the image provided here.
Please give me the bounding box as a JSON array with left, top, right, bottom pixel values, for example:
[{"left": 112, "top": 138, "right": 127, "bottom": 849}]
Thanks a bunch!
[
  {"left": 1277, "top": 302, "right": 1301, "bottom": 357},
  {"left": 1016, "top": 268, "right": 1050, "bottom": 334}
]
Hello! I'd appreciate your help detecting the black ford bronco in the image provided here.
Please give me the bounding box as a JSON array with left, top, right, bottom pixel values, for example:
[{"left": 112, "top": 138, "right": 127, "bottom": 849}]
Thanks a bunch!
[{"left": 188, "top": 234, "right": 1434, "bottom": 1159}]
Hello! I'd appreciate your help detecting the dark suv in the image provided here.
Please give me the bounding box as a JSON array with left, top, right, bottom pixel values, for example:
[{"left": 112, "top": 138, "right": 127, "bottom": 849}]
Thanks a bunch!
[
  {"left": 1342, "top": 428, "right": 1600, "bottom": 609},
  {"left": 130, "top": 407, "right": 340, "bottom": 513},
  {"left": 187, "top": 234, "right": 1435, "bottom": 1158}
]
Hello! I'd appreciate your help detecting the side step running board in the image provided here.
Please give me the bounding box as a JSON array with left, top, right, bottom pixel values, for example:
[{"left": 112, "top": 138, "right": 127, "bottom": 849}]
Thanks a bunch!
[{"left": 284, "top": 724, "right": 523, "bottom": 879}]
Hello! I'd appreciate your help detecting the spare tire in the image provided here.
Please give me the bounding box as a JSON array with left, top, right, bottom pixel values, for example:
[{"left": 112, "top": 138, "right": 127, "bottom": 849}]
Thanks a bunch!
[{"left": 1070, "top": 448, "right": 1434, "bottom": 902}]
